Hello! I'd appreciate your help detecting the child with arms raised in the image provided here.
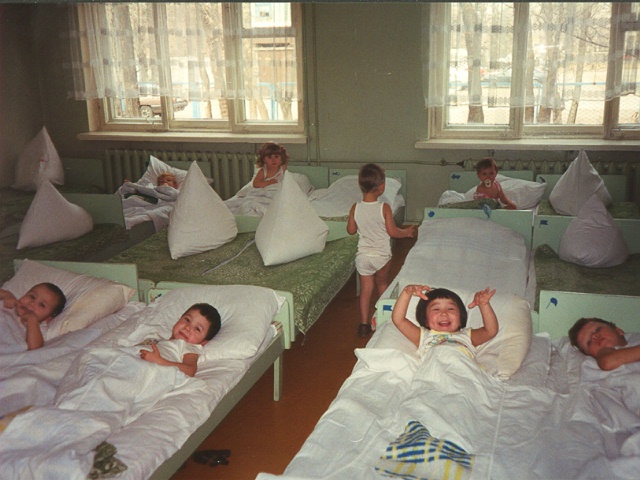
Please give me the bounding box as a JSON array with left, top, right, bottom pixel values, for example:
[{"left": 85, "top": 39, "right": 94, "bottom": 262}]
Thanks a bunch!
[
  {"left": 348, "top": 163, "right": 415, "bottom": 338},
  {"left": 392, "top": 285, "right": 498, "bottom": 360},
  {"left": 1, "top": 283, "right": 66, "bottom": 350},
  {"left": 253, "top": 142, "right": 289, "bottom": 188}
]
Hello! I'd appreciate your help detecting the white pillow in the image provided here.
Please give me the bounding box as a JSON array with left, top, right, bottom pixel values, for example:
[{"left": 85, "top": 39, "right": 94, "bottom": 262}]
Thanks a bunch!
[
  {"left": 463, "top": 174, "right": 545, "bottom": 209},
  {"left": 402, "top": 288, "right": 532, "bottom": 380},
  {"left": 168, "top": 161, "right": 238, "bottom": 259},
  {"left": 12, "top": 127, "right": 64, "bottom": 191},
  {"left": 17, "top": 181, "right": 93, "bottom": 249},
  {"left": 549, "top": 150, "right": 612, "bottom": 215},
  {"left": 138, "top": 155, "right": 188, "bottom": 188},
  {"left": 2, "top": 259, "right": 135, "bottom": 340},
  {"left": 119, "top": 285, "right": 284, "bottom": 362},
  {"left": 288, "top": 171, "right": 314, "bottom": 195},
  {"left": 558, "top": 194, "right": 629, "bottom": 267},
  {"left": 256, "top": 171, "right": 329, "bottom": 266}
]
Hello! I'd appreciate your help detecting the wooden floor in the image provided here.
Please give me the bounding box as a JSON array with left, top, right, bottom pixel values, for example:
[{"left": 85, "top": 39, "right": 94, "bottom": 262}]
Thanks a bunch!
[{"left": 171, "top": 235, "right": 415, "bottom": 480}]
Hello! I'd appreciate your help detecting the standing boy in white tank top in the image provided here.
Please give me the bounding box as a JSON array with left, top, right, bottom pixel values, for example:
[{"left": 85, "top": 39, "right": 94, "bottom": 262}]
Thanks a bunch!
[{"left": 347, "top": 164, "right": 416, "bottom": 338}]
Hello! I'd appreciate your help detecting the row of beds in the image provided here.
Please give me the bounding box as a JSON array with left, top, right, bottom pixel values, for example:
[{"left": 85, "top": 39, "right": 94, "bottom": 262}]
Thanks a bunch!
[
  {"left": 257, "top": 171, "right": 640, "bottom": 479},
  {"left": 0, "top": 163, "right": 406, "bottom": 479},
  {"left": 2, "top": 162, "right": 639, "bottom": 479}
]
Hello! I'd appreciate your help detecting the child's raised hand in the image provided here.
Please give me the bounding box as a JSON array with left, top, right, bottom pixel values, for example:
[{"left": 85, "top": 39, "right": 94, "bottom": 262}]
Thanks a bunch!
[
  {"left": 1, "top": 292, "right": 18, "bottom": 309},
  {"left": 140, "top": 342, "right": 163, "bottom": 365},
  {"left": 468, "top": 287, "right": 496, "bottom": 309},
  {"left": 402, "top": 284, "right": 431, "bottom": 300}
]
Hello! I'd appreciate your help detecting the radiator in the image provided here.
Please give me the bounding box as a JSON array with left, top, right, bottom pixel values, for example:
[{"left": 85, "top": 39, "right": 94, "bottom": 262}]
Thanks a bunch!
[{"left": 104, "top": 149, "right": 256, "bottom": 200}]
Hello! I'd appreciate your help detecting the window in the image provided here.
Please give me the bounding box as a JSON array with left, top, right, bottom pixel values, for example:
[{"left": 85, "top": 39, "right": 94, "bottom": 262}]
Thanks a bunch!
[
  {"left": 425, "top": 2, "right": 639, "bottom": 140},
  {"left": 67, "top": 3, "right": 303, "bottom": 135}
]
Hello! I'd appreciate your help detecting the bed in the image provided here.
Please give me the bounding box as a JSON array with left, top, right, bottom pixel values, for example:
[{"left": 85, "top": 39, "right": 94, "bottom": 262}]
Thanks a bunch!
[
  {"left": 256, "top": 290, "right": 640, "bottom": 480},
  {"left": 256, "top": 208, "right": 640, "bottom": 480},
  {"left": 107, "top": 219, "right": 357, "bottom": 339},
  {"left": 437, "top": 170, "right": 545, "bottom": 212},
  {"left": 532, "top": 213, "right": 640, "bottom": 309},
  {"left": 535, "top": 172, "right": 640, "bottom": 219},
  {"left": 225, "top": 166, "right": 407, "bottom": 225},
  {"left": 0, "top": 191, "right": 155, "bottom": 284},
  {"left": 0, "top": 262, "right": 293, "bottom": 480},
  {"left": 1, "top": 259, "right": 143, "bottom": 368}
]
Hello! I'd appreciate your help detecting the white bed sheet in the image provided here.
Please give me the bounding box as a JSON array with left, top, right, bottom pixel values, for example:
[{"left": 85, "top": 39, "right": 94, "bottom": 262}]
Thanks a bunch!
[
  {"left": 257, "top": 325, "right": 640, "bottom": 480},
  {"left": 122, "top": 195, "right": 175, "bottom": 231},
  {"left": 0, "top": 302, "right": 144, "bottom": 370},
  {"left": 382, "top": 217, "right": 533, "bottom": 304},
  {"left": 0, "top": 310, "right": 277, "bottom": 480}
]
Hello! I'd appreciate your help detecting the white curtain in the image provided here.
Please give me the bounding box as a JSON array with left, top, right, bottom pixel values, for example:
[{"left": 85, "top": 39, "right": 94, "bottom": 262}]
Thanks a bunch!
[
  {"left": 424, "top": 2, "right": 639, "bottom": 109},
  {"left": 65, "top": 2, "right": 298, "bottom": 104}
]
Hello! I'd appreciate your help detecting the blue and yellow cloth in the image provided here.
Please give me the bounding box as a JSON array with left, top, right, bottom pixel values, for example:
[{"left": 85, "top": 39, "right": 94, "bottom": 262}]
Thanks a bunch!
[{"left": 375, "top": 421, "right": 474, "bottom": 480}]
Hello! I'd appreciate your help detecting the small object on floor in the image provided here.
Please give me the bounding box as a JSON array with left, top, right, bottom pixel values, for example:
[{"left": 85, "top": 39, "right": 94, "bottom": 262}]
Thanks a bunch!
[
  {"left": 192, "top": 449, "right": 231, "bottom": 467},
  {"left": 358, "top": 323, "right": 372, "bottom": 338}
]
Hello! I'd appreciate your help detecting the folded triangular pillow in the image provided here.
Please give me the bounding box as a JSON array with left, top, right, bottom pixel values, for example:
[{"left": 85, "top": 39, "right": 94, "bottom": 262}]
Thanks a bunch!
[
  {"left": 256, "top": 171, "right": 329, "bottom": 266},
  {"left": 17, "top": 181, "right": 93, "bottom": 249},
  {"left": 168, "top": 162, "right": 237, "bottom": 259},
  {"left": 13, "top": 127, "right": 64, "bottom": 191},
  {"left": 549, "top": 150, "right": 612, "bottom": 215},
  {"left": 558, "top": 194, "right": 629, "bottom": 267}
]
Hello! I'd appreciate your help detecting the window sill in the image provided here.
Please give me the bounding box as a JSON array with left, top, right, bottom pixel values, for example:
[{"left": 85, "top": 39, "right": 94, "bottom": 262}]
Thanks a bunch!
[
  {"left": 77, "top": 131, "right": 308, "bottom": 145},
  {"left": 415, "top": 139, "right": 640, "bottom": 152}
]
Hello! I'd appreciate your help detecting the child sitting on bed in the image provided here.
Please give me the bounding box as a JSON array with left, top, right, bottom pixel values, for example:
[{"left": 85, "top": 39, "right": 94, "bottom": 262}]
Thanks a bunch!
[
  {"left": 348, "top": 163, "right": 416, "bottom": 338},
  {"left": 138, "top": 303, "right": 221, "bottom": 377},
  {"left": 252, "top": 142, "right": 289, "bottom": 188},
  {"left": 0, "top": 283, "right": 66, "bottom": 350},
  {"left": 473, "top": 157, "right": 517, "bottom": 210},
  {"left": 392, "top": 285, "right": 498, "bottom": 360},
  {"left": 569, "top": 317, "right": 640, "bottom": 371}
]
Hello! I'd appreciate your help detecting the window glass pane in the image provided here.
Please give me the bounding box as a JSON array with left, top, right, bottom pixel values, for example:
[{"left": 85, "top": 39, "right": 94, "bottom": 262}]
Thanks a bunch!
[
  {"left": 526, "top": 3, "right": 609, "bottom": 126},
  {"left": 620, "top": 28, "right": 640, "bottom": 125},
  {"left": 240, "top": 3, "right": 298, "bottom": 122},
  {"left": 166, "top": 3, "right": 227, "bottom": 121},
  {"left": 447, "top": 3, "right": 514, "bottom": 127}
]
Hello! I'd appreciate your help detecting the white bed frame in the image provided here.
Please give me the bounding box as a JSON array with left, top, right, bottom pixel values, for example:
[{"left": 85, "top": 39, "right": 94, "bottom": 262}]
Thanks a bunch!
[{"left": 12, "top": 260, "right": 292, "bottom": 480}]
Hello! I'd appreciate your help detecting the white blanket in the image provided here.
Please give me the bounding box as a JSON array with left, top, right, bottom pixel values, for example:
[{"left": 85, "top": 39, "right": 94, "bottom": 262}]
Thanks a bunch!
[
  {"left": 0, "top": 346, "right": 198, "bottom": 480},
  {"left": 118, "top": 183, "right": 180, "bottom": 231},
  {"left": 258, "top": 328, "right": 640, "bottom": 480},
  {"left": 224, "top": 182, "right": 280, "bottom": 216}
]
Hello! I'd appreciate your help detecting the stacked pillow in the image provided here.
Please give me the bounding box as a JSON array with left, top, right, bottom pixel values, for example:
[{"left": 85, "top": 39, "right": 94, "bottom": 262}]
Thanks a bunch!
[
  {"left": 12, "top": 127, "right": 64, "bottom": 191},
  {"left": 167, "top": 162, "right": 237, "bottom": 259},
  {"left": 558, "top": 194, "right": 629, "bottom": 267},
  {"left": 549, "top": 150, "right": 612, "bottom": 215},
  {"left": 17, "top": 181, "right": 93, "bottom": 249},
  {"left": 256, "top": 171, "right": 329, "bottom": 266}
]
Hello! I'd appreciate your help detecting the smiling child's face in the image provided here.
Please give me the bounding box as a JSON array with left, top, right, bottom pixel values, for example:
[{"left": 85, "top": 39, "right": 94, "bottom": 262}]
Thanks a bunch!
[
  {"left": 171, "top": 308, "right": 211, "bottom": 345},
  {"left": 425, "top": 297, "right": 462, "bottom": 332}
]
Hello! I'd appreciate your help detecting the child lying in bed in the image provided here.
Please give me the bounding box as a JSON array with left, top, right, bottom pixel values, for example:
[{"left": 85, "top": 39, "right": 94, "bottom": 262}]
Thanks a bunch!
[
  {"left": 118, "top": 171, "right": 180, "bottom": 204},
  {"left": 0, "top": 303, "right": 221, "bottom": 477},
  {"left": 0, "top": 283, "right": 66, "bottom": 350},
  {"left": 569, "top": 317, "right": 640, "bottom": 371},
  {"left": 392, "top": 285, "right": 498, "bottom": 360}
]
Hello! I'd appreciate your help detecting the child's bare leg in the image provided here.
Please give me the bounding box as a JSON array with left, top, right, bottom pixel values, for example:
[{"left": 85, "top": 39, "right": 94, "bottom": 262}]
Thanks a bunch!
[
  {"left": 359, "top": 274, "right": 375, "bottom": 326},
  {"left": 374, "top": 260, "right": 392, "bottom": 298}
]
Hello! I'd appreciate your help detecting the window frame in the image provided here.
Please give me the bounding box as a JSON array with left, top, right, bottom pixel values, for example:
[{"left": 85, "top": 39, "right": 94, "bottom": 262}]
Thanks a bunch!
[
  {"left": 85, "top": 2, "right": 305, "bottom": 136},
  {"left": 426, "top": 2, "right": 640, "bottom": 142}
]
